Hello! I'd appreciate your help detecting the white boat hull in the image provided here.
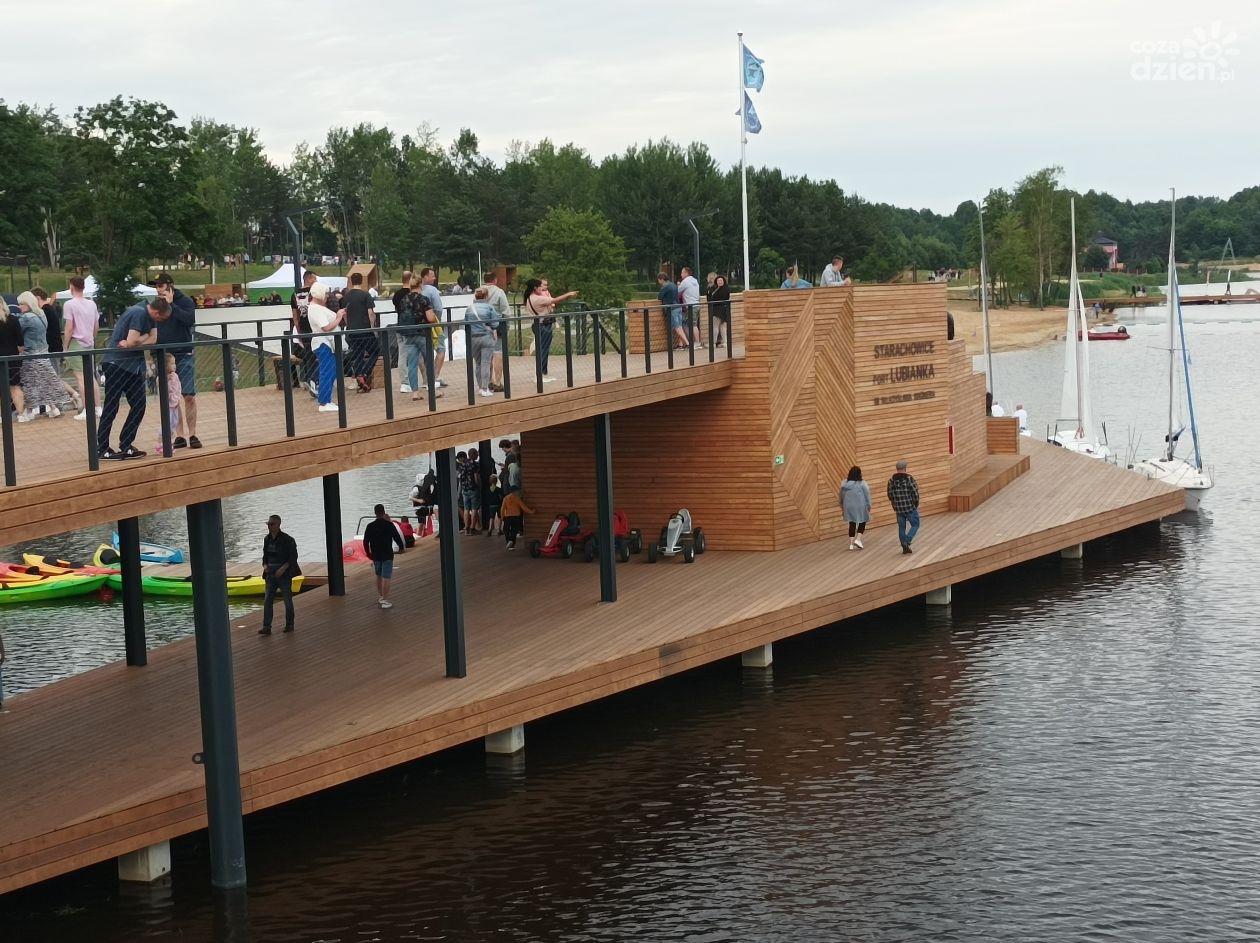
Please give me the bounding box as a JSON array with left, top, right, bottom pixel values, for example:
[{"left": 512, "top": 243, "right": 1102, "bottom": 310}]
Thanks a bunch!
[
  {"left": 1050, "top": 432, "right": 1112, "bottom": 460},
  {"left": 1131, "top": 457, "right": 1212, "bottom": 510}
]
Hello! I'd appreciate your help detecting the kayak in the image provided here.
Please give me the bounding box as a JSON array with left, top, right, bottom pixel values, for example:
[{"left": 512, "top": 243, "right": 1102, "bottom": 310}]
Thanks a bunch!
[
  {"left": 22, "top": 552, "right": 118, "bottom": 576},
  {"left": 0, "top": 574, "right": 109, "bottom": 604},
  {"left": 105, "top": 574, "right": 304, "bottom": 597},
  {"left": 109, "top": 534, "right": 186, "bottom": 565},
  {"left": 0, "top": 562, "right": 45, "bottom": 581},
  {"left": 342, "top": 516, "right": 417, "bottom": 563}
]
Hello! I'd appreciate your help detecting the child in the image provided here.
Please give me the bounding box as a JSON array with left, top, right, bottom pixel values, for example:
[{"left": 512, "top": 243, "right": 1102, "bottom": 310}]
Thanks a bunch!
[
  {"left": 485, "top": 473, "right": 503, "bottom": 536},
  {"left": 156, "top": 354, "right": 182, "bottom": 453},
  {"left": 500, "top": 489, "right": 534, "bottom": 550}
]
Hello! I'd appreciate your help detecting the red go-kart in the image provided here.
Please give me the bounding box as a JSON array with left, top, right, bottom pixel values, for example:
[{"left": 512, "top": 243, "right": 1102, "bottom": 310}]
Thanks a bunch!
[
  {"left": 581, "top": 509, "right": 644, "bottom": 563},
  {"left": 530, "top": 512, "right": 583, "bottom": 559}
]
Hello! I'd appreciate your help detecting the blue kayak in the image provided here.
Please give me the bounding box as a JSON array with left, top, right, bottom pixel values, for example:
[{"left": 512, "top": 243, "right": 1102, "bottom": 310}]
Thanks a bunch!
[{"left": 108, "top": 534, "right": 186, "bottom": 565}]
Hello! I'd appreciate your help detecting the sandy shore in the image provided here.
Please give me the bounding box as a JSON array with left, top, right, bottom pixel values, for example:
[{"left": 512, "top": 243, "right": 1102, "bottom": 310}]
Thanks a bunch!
[{"left": 949, "top": 301, "right": 1067, "bottom": 354}]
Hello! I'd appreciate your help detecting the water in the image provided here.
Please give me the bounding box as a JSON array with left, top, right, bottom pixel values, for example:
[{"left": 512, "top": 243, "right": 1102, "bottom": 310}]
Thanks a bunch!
[{"left": 4, "top": 327, "right": 1260, "bottom": 941}]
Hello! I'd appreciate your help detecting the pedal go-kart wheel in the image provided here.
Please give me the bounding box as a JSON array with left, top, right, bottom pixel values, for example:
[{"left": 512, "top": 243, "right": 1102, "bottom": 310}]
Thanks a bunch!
[
  {"left": 584, "top": 538, "right": 597, "bottom": 563},
  {"left": 618, "top": 542, "right": 631, "bottom": 563},
  {"left": 529, "top": 539, "right": 542, "bottom": 558},
  {"left": 562, "top": 539, "right": 575, "bottom": 559},
  {"left": 647, "top": 543, "right": 659, "bottom": 563},
  {"left": 693, "top": 527, "right": 706, "bottom": 554},
  {"left": 629, "top": 530, "right": 643, "bottom": 554},
  {"left": 683, "top": 542, "right": 696, "bottom": 563}
]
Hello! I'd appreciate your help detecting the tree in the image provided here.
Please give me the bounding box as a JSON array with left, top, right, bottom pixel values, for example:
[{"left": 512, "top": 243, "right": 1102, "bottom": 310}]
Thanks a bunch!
[
  {"left": 1014, "top": 166, "right": 1064, "bottom": 307},
  {"left": 1082, "top": 245, "right": 1110, "bottom": 272},
  {"left": 362, "top": 160, "right": 406, "bottom": 264},
  {"left": 989, "top": 215, "right": 1034, "bottom": 306},
  {"left": 751, "top": 247, "right": 785, "bottom": 289},
  {"left": 522, "top": 207, "right": 631, "bottom": 309}
]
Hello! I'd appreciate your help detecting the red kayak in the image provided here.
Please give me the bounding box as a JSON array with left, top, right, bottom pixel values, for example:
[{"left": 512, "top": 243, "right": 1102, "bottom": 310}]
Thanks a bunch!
[{"left": 1080, "top": 325, "right": 1130, "bottom": 341}]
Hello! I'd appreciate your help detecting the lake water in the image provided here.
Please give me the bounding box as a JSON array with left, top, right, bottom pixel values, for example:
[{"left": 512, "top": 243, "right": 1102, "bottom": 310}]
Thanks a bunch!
[{"left": 3, "top": 324, "right": 1259, "bottom": 942}]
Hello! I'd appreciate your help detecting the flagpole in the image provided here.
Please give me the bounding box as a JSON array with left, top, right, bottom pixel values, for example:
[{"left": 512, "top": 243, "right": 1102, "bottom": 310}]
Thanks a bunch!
[
  {"left": 977, "top": 196, "right": 993, "bottom": 396},
  {"left": 738, "top": 31, "right": 751, "bottom": 291}
]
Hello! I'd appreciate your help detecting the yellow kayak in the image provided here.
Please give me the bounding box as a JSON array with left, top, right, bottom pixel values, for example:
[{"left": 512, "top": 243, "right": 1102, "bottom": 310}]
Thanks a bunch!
[{"left": 104, "top": 574, "right": 304, "bottom": 597}]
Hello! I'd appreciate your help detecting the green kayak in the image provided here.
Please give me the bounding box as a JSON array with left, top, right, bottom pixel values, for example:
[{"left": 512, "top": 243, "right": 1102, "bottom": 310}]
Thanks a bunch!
[
  {"left": 104, "top": 574, "right": 304, "bottom": 597},
  {"left": 0, "top": 574, "right": 108, "bottom": 604}
]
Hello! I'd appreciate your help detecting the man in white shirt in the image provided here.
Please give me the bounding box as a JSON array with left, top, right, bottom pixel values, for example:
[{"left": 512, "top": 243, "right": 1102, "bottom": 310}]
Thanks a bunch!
[
  {"left": 419, "top": 268, "right": 447, "bottom": 387},
  {"left": 820, "top": 256, "right": 849, "bottom": 287},
  {"left": 677, "top": 266, "right": 702, "bottom": 347},
  {"left": 481, "top": 271, "right": 511, "bottom": 391}
]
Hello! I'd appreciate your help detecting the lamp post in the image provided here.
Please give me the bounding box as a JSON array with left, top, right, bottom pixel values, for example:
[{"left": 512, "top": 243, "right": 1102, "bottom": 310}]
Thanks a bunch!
[
  {"left": 684, "top": 209, "right": 719, "bottom": 280},
  {"left": 281, "top": 204, "right": 327, "bottom": 293}
]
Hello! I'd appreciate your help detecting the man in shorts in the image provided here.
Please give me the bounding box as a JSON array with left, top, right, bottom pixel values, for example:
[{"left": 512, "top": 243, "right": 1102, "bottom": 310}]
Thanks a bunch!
[
  {"left": 362, "top": 504, "right": 406, "bottom": 609},
  {"left": 154, "top": 273, "right": 201, "bottom": 448}
]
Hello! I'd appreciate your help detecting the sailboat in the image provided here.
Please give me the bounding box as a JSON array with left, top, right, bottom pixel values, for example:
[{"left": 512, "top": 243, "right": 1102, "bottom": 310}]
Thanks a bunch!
[
  {"left": 1050, "top": 198, "right": 1111, "bottom": 460},
  {"left": 1131, "top": 190, "right": 1212, "bottom": 511}
]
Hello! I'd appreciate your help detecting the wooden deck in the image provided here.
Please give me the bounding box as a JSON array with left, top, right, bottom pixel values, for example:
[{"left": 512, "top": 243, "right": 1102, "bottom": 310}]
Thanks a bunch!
[
  {"left": 0, "top": 440, "right": 1184, "bottom": 895},
  {"left": 0, "top": 347, "right": 739, "bottom": 547}
]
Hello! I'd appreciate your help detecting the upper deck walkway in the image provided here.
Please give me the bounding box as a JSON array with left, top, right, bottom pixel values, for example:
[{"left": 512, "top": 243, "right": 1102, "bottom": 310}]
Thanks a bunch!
[
  {"left": 0, "top": 440, "right": 1184, "bottom": 895},
  {"left": 0, "top": 333, "right": 739, "bottom": 546}
]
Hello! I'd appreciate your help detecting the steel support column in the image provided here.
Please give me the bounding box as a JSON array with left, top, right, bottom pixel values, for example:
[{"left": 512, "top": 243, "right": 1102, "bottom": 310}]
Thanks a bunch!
[
  {"left": 478, "top": 439, "right": 493, "bottom": 529},
  {"left": 323, "top": 473, "right": 346, "bottom": 596},
  {"left": 118, "top": 517, "right": 147, "bottom": 666},
  {"left": 188, "top": 499, "right": 247, "bottom": 890},
  {"left": 594, "top": 413, "right": 617, "bottom": 602},
  {"left": 435, "top": 448, "right": 467, "bottom": 677}
]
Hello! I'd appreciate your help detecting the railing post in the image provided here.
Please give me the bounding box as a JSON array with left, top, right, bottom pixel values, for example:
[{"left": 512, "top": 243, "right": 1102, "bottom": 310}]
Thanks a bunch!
[
  {"left": 425, "top": 326, "right": 438, "bottom": 412},
  {"left": 334, "top": 332, "right": 348, "bottom": 429},
  {"left": 1, "top": 357, "right": 16, "bottom": 485},
  {"left": 465, "top": 319, "right": 476, "bottom": 405},
  {"left": 642, "top": 308, "right": 652, "bottom": 375},
  {"left": 728, "top": 301, "right": 734, "bottom": 359},
  {"left": 382, "top": 327, "right": 394, "bottom": 420},
  {"left": 500, "top": 324, "right": 512, "bottom": 400},
  {"left": 666, "top": 308, "right": 675, "bottom": 370},
  {"left": 280, "top": 335, "right": 295, "bottom": 437},
  {"left": 534, "top": 320, "right": 544, "bottom": 394},
  {"left": 156, "top": 348, "right": 172, "bottom": 457},
  {"left": 592, "top": 318, "right": 602, "bottom": 383},
  {"left": 619, "top": 310, "right": 628, "bottom": 378},
  {"left": 82, "top": 352, "right": 100, "bottom": 472},
  {"left": 708, "top": 301, "right": 716, "bottom": 362},
  {"left": 221, "top": 342, "right": 238, "bottom": 447},
  {"left": 687, "top": 306, "right": 695, "bottom": 366},
  {"left": 564, "top": 314, "right": 574, "bottom": 387},
  {"left": 594, "top": 412, "right": 617, "bottom": 603},
  {"left": 255, "top": 321, "right": 265, "bottom": 388}
]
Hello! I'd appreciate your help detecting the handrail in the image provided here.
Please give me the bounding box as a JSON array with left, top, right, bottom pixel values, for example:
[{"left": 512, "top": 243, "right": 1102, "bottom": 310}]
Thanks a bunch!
[{"left": 0, "top": 301, "right": 740, "bottom": 487}]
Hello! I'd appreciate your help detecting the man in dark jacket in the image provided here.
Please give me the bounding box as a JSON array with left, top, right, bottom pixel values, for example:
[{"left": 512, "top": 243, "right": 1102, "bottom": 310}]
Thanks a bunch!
[
  {"left": 260, "top": 514, "right": 301, "bottom": 634},
  {"left": 363, "top": 503, "right": 406, "bottom": 609},
  {"left": 154, "top": 273, "right": 200, "bottom": 448},
  {"left": 886, "top": 460, "right": 921, "bottom": 554}
]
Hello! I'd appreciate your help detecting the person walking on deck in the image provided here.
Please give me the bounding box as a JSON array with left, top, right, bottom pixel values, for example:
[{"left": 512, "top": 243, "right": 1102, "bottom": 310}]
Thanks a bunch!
[
  {"left": 840, "top": 466, "right": 872, "bottom": 550},
  {"left": 260, "top": 514, "right": 301, "bottom": 634},
  {"left": 886, "top": 460, "right": 921, "bottom": 554},
  {"left": 500, "top": 489, "right": 534, "bottom": 550},
  {"left": 62, "top": 276, "right": 101, "bottom": 418},
  {"left": 363, "top": 503, "right": 406, "bottom": 609}
]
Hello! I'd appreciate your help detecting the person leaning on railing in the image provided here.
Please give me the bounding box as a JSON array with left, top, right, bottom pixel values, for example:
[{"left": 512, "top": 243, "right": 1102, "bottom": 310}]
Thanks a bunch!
[
  {"left": 523, "top": 277, "right": 578, "bottom": 383},
  {"left": 306, "top": 283, "right": 344, "bottom": 413},
  {"left": 467, "top": 288, "right": 500, "bottom": 398},
  {"left": 397, "top": 276, "right": 441, "bottom": 401},
  {"left": 707, "top": 274, "right": 732, "bottom": 347}
]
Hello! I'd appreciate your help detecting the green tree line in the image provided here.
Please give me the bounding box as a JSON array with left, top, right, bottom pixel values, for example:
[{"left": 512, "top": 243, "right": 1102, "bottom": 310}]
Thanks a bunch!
[{"left": 2, "top": 97, "right": 1258, "bottom": 309}]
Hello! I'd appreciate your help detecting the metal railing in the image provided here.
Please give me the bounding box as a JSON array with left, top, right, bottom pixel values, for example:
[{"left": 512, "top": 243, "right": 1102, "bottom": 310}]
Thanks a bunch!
[{"left": 0, "top": 302, "right": 739, "bottom": 487}]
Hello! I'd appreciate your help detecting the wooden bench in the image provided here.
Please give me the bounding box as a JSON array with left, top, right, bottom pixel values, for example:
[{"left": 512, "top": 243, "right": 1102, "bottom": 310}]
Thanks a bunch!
[{"left": 948, "top": 453, "right": 1031, "bottom": 512}]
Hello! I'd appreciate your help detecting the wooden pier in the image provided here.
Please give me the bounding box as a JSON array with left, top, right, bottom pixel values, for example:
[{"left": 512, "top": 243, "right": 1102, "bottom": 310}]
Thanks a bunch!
[
  {"left": 0, "top": 283, "right": 1188, "bottom": 896},
  {"left": 0, "top": 439, "right": 1182, "bottom": 895}
]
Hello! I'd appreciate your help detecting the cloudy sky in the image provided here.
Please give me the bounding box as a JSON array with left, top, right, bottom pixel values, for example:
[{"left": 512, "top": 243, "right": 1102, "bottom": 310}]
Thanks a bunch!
[{"left": 9, "top": 0, "right": 1251, "bottom": 213}]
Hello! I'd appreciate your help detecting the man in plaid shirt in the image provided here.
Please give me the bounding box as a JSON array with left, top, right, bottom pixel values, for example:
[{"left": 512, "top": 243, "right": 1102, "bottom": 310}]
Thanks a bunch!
[{"left": 886, "top": 460, "right": 921, "bottom": 554}]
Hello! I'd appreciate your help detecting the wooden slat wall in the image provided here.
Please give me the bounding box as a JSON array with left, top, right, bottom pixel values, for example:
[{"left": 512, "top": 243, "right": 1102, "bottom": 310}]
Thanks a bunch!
[
  {"left": 626, "top": 299, "right": 745, "bottom": 355},
  {"left": 987, "top": 417, "right": 1021, "bottom": 454},
  {"left": 525, "top": 284, "right": 981, "bottom": 552},
  {"left": 947, "top": 339, "right": 990, "bottom": 487},
  {"left": 847, "top": 284, "right": 953, "bottom": 522}
]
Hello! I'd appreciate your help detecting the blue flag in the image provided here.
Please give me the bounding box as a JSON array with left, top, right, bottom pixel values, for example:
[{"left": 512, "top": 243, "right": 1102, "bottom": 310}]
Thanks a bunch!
[
  {"left": 742, "top": 44, "right": 765, "bottom": 91},
  {"left": 740, "top": 92, "right": 762, "bottom": 134}
]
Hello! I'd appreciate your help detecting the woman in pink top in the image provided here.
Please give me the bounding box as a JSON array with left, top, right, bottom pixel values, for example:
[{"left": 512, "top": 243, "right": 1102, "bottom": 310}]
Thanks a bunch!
[
  {"left": 61, "top": 276, "right": 102, "bottom": 420},
  {"left": 523, "top": 277, "right": 579, "bottom": 383}
]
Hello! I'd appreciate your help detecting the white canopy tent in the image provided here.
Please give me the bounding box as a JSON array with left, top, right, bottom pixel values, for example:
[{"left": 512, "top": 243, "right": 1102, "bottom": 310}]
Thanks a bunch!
[
  {"left": 54, "top": 276, "right": 157, "bottom": 301},
  {"left": 247, "top": 264, "right": 346, "bottom": 290}
]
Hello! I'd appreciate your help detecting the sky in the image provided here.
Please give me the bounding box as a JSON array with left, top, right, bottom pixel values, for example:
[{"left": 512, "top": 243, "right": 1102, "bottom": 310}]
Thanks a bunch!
[{"left": 8, "top": 0, "right": 1253, "bottom": 214}]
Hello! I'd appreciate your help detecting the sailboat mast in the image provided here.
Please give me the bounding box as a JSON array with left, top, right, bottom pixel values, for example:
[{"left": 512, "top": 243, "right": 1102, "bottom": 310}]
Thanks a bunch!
[
  {"left": 1070, "top": 199, "right": 1086, "bottom": 438},
  {"left": 1166, "top": 189, "right": 1177, "bottom": 462},
  {"left": 977, "top": 197, "right": 993, "bottom": 396}
]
